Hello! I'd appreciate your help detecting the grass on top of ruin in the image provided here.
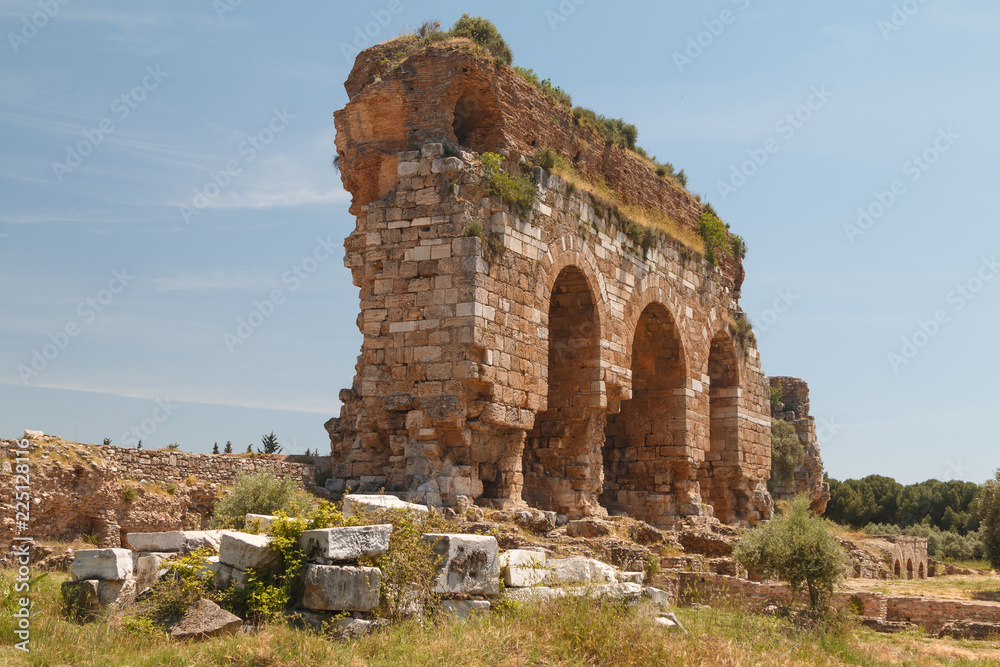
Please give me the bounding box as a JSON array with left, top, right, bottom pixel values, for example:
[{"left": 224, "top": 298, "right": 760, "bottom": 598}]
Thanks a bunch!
[{"left": 4, "top": 567, "right": 1000, "bottom": 667}]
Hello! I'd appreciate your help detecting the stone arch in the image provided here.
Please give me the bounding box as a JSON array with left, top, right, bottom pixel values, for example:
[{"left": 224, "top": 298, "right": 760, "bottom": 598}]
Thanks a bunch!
[
  {"left": 918, "top": 561, "right": 925, "bottom": 579},
  {"left": 698, "top": 328, "right": 743, "bottom": 523},
  {"left": 894, "top": 560, "right": 901, "bottom": 577},
  {"left": 522, "top": 262, "right": 606, "bottom": 517},
  {"left": 601, "top": 300, "right": 688, "bottom": 526},
  {"left": 906, "top": 558, "right": 914, "bottom": 580}
]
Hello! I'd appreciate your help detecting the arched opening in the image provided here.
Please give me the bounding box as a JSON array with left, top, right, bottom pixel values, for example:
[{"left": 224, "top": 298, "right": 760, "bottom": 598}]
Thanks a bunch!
[
  {"left": 698, "top": 331, "right": 741, "bottom": 523},
  {"left": 601, "top": 302, "right": 686, "bottom": 525},
  {"left": 906, "top": 559, "right": 914, "bottom": 580},
  {"left": 523, "top": 266, "right": 603, "bottom": 515},
  {"left": 894, "top": 560, "right": 901, "bottom": 577},
  {"left": 918, "top": 562, "right": 925, "bottom": 579}
]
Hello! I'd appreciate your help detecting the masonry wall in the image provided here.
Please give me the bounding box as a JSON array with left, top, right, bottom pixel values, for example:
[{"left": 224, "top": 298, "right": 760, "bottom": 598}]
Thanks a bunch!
[
  {"left": 0, "top": 438, "right": 314, "bottom": 547},
  {"left": 326, "top": 41, "right": 775, "bottom": 528},
  {"left": 677, "top": 572, "right": 1000, "bottom": 634}
]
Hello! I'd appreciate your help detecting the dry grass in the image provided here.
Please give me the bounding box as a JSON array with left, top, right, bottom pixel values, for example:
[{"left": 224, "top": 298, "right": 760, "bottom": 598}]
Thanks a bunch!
[
  {"left": 847, "top": 572, "right": 1000, "bottom": 601},
  {"left": 5, "top": 568, "right": 1000, "bottom": 666},
  {"left": 543, "top": 154, "right": 707, "bottom": 258}
]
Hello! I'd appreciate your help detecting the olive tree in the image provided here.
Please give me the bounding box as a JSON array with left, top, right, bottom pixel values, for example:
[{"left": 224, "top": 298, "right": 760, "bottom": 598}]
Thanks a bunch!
[{"left": 734, "top": 495, "right": 850, "bottom": 611}]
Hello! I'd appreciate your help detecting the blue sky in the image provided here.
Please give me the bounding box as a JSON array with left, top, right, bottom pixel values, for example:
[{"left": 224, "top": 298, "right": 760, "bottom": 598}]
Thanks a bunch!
[{"left": 1, "top": 0, "right": 997, "bottom": 484}]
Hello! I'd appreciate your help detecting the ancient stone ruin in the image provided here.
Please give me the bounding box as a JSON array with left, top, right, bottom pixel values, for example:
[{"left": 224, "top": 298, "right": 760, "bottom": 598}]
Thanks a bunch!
[
  {"left": 326, "top": 38, "right": 796, "bottom": 528},
  {"left": 768, "top": 376, "right": 831, "bottom": 513}
]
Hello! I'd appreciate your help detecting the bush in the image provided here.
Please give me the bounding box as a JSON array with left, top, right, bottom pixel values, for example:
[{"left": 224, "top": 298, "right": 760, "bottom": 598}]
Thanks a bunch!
[
  {"left": 352, "top": 505, "right": 453, "bottom": 622},
  {"left": 514, "top": 67, "right": 572, "bottom": 107},
  {"left": 768, "top": 418, "right": 804, "bottom": 493},
  {"left": 209, "top": 472, "right": 315, "bottom": 529},
  {"left": 122, "top": 485, "right": 139, "bottom": 503},
  {"left": 572, "top": 107, "right": 638, "bottom": 151},
  {"left": 698, "top": 212, "right": 731, "bottom": 266},
  {"left": 449, "top": 14, "right": 512, "bottom": 65},
  {"left": 735, "top": 496, "right": 849, "bottom": 611}
]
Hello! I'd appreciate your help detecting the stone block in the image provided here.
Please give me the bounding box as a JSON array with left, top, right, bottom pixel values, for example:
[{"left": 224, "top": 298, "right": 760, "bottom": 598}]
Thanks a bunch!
[
  {"left": 542, "top": 557, "right": 620, "bottom": 587},
  {"left": 499, "top": 549, "right": 547, "bottom": 588},
  {"left": 62, "top": 578, "right": 137, "bottom": 616},
  {"left": 135, "top": 554, "right": 170, "bottom": 591},
  {"left": 341, "top": 494, "right": 428, "bottom": 518},
  {"left": 422, "top": 534, "right": 499, "bottom": 595},
  {"left": 440, "top": 599, "right": 491, "bottom": 618},
  {"left": 170, "top": 599, "right": 244, "bottom": 640},
  {"left": 299, "top": 524, "right": 392, "bottom": 563},
  {"left": 244, "top": 514, "right": 277, "bottom": 532},
  {"left": 218, "top": 532, "right": 280, "bottom": 571},
  {"left": 212, "top": 563, "right": 247, "bottom": 590},
  {"left": 125, "top": 531, "right": 222, "bottom": 554},
  {"left": 70, "top": 548, "right": 132, "bottom": 581},
  {"left": 300, "top": 564, "right": 382, "bottom": 612}
]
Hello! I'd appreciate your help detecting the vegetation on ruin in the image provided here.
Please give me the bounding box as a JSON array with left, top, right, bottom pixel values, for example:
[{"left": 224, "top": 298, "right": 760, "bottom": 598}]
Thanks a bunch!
[
  {"left": 531, "top": 147, "right": 706, "bottom": 260},
  {"left": 735, "top": 495, "right": 851, "bottom": 612},
  {"left": 698, "top": 212, "right": 747, "bottom": 266},
  {"left": 209, "top": 471, "right": 315, "bottom": 529},
  {"left": 769, "top": 418, "right": 806, "bottom": 494},
  {"left": 481, "top": 151, "right": 536, "bottom": 212},
  {"left": 770, "top": 382, "right": 787, "bottom": 412}
]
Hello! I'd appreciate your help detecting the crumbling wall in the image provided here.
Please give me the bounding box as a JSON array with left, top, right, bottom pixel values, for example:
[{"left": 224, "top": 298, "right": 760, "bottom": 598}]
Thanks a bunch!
[
  {"left": 768, "top": 376, "right": 830, "bottom": 513},
  {"left": 0, "top": 438, "right": 314, "bottom": 546},
  {"left": 326, "top": 41, "right": 773, "bottom": 528}
]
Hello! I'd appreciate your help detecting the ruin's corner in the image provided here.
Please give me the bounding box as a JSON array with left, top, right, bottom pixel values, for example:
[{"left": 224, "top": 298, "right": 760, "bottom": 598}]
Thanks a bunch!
[{"left": 326, "top": 39, "right": 779, "bottom": 527}]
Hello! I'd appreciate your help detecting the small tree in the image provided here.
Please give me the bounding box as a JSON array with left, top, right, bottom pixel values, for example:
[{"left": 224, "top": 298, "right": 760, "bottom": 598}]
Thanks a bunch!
[
  {"left": 137, "top": 440, "right": 142, "bottom": 450},
  {"left": 259, "top": 432, "right": 282, "bottom": 455},
  {"left": 103, "top": 438, "right": 112, "bottom": 446},
  {"left": 979, "top": 470, "right": 1000, "bottom": 570},
  {"left": 212, "top": 442, "right": 219, "bottom": 455},
  {"left": 449, "top": 14, "right": 513, "bottom": 65},
  {"left": 734, "top": 495, "right": 849, "bottom": 611},
  {"left": 224, "top": 441, "right": 233, "bottom": 454},
  {"left": 246, "top": 444, "right": 253, "bottom": 454}
]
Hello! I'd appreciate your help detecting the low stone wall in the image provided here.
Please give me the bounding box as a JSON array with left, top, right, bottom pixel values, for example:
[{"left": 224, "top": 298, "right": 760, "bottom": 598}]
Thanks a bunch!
[
  {"left": 0, "top": 438, "right": 316, "bottom": 546},
  {"left": 886, "top": 598, "right": 1000, "bottom": 635},
  {"left": 676, "top": 572, "right": 1000, "bottom": 636}
]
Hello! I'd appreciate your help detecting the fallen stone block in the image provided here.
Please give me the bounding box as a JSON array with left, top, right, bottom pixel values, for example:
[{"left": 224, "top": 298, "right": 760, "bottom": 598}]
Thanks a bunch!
[
  {"left": 125, "top": 531, "right": 223, "bottom": 554},
  {"left": 422, "top": 534, "right": 500, "bottom": 595},
  {"left": 244, "top": 514, "right": 278, "bottom": 532},
  {"left": 61, "top": 579, "right": 137, "bottom": 619},
  {"left": 440, "top": 599, "right": 491, "bottom": 618},
  {"left": 300, "top": 564, "right": 381, "bottom": 612},
  {"left": 938, "top": 620, "right": 1000, "bottom": 640},
  {"left": 131, "top": 551, "right": 175, "bottom": 571},
  {"left": 70, "top": 548, "right": 132, "bottom": 581},
  {"left": 643, "top": 587, "right": 671, "bottom": 606},
  {"left": 542, "top": 557, "right": 619, "bottom": 587},
  {"left": 170, "top": 599, "right": 244, "bottom": 640},
  {"left": 22, "top": 429, "right": 44, "bottom": 439},
  {"left": 342, "top": 494, "right": 428, "bottom": 518},
  {"left": 212, "top": 563, "right": 247, "bottom": 590},
  {"left": 504, "top": 582, "right": 644, "bottom": 605},
  {"left": 299, "top": 524, "right": 392, "bottom": 563},
  {"left": 499, "top": 549, "right": 547, "bottom": 588},
  {"left": 218, "top": 532, "right": 279, "bottom": 571},
  {"left": 135, "top": 554, "right": 170, "bottom": 591}
]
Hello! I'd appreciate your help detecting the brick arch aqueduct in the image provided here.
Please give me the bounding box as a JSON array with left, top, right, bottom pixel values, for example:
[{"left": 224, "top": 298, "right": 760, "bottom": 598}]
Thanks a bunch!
[{"left": 325, "top": 39, "right": 774, "bottom": 528}]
